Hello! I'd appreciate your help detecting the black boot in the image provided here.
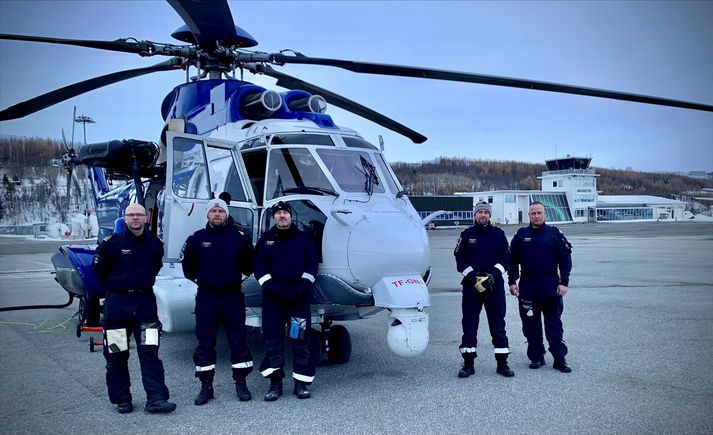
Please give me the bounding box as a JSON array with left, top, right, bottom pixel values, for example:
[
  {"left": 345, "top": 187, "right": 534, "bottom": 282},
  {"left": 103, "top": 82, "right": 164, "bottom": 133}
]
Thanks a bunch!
[
  {"left": 529, "top": 357, "right": 546, "bottom": 369},
  {"left": 458, "top": 352, "right": 476, "bottom": 378},
  {"left": 293, "top": 380, "right": 311, "bottom": 399},
  {"left": 194, "top": 380, "right": 214, "bottom": 406},
  {"left": 264, "top": 377, "right": 283, "bottom": 402},
  {"left": 235, "top": 379, "right": 252, "bottom": 402},
  {"left": 144, "top": 400, "right": 177, "bottom": 413},
  {"left": 553, "top": 358, "right": 572, "bottom": 373},
  {"left": 117, "top": 401, "right": 133, "bottom": 414},
  {"left": 495, "top": 354, "right": 515, "bottom": 377}
]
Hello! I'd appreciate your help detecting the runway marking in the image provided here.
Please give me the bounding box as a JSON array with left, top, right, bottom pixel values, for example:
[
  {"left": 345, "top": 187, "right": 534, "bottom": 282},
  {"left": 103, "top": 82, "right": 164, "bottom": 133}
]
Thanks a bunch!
[{"left": 0, "top": 315, "right": 75, "bottom": 333}]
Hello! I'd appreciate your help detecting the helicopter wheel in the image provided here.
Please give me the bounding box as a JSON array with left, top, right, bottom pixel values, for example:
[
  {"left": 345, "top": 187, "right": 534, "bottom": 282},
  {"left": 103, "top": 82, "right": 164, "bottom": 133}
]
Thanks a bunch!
[
  {"left": 308, "top": 328, "right": 323, "bottom": 366},
  {"left": 76, "top": 322, "right": 82, "bottom": 338},
  {"left": 89, "top": 337, "right": 96, "bottom": 352},
  {"left": 327, "top": 324, "right": 351, "bottom": 364}
]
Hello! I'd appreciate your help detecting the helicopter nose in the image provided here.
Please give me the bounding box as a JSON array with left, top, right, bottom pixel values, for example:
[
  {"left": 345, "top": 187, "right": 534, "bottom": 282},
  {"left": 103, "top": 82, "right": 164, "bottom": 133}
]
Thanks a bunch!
[{"left": 347, "top": 212, "right": 429, "bottom": 288}]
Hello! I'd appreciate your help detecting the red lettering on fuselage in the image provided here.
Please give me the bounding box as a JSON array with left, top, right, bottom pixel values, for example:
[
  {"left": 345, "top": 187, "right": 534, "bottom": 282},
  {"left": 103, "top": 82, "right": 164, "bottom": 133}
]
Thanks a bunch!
[{"left": 391, "top": 278, "right": 424, "bottom": 288}]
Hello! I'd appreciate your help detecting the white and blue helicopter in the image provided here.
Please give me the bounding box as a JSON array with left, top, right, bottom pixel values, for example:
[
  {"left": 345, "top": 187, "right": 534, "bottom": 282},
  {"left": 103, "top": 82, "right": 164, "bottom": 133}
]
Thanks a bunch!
[{"left": 1, "top": 0, "right": 711, "bottom": 360}]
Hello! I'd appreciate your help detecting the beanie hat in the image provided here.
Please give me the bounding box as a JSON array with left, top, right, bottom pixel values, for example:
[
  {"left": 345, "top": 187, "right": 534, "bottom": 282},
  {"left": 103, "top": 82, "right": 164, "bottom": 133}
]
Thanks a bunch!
[
  {"left": 271, "top": 201, "right": 292, "bottom": 216},
  {"left": 474, "top": 201, "right": 492, "bottom": 215},
  {"left": 206, "top": 198, "right": 229, "bottom": 218}
]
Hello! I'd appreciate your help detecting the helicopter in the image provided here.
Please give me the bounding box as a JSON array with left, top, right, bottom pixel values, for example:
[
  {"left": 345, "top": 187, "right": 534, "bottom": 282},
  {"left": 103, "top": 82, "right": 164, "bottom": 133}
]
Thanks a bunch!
[{"left": 1, "top": 0, "right": 712, "bottom": 360}]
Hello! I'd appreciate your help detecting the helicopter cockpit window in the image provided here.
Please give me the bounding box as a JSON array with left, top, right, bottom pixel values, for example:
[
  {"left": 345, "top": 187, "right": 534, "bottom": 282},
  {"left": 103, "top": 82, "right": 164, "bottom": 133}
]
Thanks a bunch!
[
  {"left": 270, "top": 134, "right": 334, "bottom": 146},
  {"left": 229, "top": 206, "right": 254, "bottom": 240},
  {"left": 375, "top": 153, "right": 400, "bottom": 194},
  {"left": 265, "top": 148, "right": 336, "bottom": 200},
  {"left": 206, "top": 146, "right": 247, "bottom": 202},
  {"left": 171, "top": 137, "right": 211, "bottom": 199},
  {"left": 317, "top": 149, "right": 386, "bottom": 193},
  {"left": 342, "top": 136, "right": 378, "bottom": 150}
]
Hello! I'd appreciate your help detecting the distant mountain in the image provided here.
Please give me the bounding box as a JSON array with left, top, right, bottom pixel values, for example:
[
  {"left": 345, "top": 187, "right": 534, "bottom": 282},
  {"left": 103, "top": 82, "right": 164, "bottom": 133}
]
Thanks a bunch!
[{"left": 391, "top": 157, "right": 712, "bottom": 198}]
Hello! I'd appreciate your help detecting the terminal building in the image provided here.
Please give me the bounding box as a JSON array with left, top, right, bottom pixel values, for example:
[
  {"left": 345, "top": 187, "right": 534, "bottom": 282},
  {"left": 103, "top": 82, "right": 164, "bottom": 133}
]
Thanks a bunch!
[{"left": 412, "top": 156, "right": 684, "bottom": 226}]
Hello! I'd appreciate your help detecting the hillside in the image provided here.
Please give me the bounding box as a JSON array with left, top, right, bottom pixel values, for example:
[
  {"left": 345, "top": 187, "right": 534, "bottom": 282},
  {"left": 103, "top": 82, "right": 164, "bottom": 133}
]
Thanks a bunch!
[
  {"left": 1, "top": 137, "right": 711, "bottom": 225},
  {"left": 391, "top": 157, "right": 712, "bottom": 200}
]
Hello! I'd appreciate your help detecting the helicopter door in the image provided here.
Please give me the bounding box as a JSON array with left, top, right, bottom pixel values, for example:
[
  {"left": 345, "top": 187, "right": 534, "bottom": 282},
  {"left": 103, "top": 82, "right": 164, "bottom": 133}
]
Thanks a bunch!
[{"left": 164, "top": 132, "right": 257, "bottom": 262}]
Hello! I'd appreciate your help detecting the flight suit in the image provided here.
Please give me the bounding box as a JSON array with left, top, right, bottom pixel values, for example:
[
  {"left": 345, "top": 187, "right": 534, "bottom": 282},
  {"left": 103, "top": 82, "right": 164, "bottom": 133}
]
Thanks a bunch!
[
  {"left": 254, "top": 224, "right": 318, "bottom": 385},
  {"left": 181, "top": 222, "right": 255, "bottom": 384},
  {"left": 454, "top": 222, "right": 511, "bottom": 368},
  {"left": 93, "top": 230, "right": 169, "bottom": 406},
  {"left": 509, "top": 223, "right": 572, "bottom": 362}
]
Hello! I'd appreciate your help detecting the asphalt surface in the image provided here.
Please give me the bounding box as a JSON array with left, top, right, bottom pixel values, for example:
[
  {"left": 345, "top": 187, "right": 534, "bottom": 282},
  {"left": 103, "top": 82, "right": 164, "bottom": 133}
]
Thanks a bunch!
[{"left": 1, "top": 221, "right": 712, "bottom": 434}]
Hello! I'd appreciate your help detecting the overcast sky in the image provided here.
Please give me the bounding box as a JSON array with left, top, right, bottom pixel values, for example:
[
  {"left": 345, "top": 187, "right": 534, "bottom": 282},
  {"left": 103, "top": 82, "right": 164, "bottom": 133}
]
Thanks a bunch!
[{"left": 1, "top": 1, "right": 711, "bottom": 173}]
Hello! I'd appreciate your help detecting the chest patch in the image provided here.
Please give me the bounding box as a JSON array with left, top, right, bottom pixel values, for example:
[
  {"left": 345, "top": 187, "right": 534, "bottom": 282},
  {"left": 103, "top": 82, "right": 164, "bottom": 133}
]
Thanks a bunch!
[
  {"left": 467, "top": 239, "right": 477, "bottom": 244},
  {"left": 266, "top": 240, "right": 275, "bottom": 246},
  {"left": 201, "top": 241, "right": 212, "bottom": 248},
  {"left": 121, "top": 249, "right": 132, "bottom": 255},
  {"left": 523, "top": 237, "right": 532, "bottom": 242}
]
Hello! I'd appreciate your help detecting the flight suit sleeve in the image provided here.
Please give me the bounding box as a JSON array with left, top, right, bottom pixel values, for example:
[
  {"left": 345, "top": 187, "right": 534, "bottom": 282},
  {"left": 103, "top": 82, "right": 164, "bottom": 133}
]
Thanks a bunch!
[
  {"left": 494, "top": 229, "right": 511, "bottom": 277},
  {"left": 92, "top": 236, "right": 113, "bottom": 285},
  {"left": 238, "top": 233, "right": 254, "bottom": 278},
  {"left": 153, "top": 239, "right": 164, "bottom": 277},
  {"left": 556, "top": 229, "right": 573, "bottom": 286},
  {"left": 453, "top": 231, "right": 476, "bottom": 280},
  {"left": 508, "top": 231, "right": 521, "bottom": 286},
  {"left": 253, "top": 236, "right": 272, "bottom": 289},
  {"left": 180, "top": 234, "right": 197, "bottom": 282},
  {"left": 295, "top": 234, "right": 319, "bottom": 299}
]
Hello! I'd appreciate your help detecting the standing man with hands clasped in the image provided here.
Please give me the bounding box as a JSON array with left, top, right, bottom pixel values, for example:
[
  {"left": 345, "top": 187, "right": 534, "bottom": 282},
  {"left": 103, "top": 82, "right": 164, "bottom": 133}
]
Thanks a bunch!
[
  {"left": 454, "top": 201, "right": 515, "bottom": 378},
  {"left": 509, "top": 201, "right": 573, "bottom": 373},
  {"left": 254, "top": 201, "right": 319, "bottom": 401},
  {"left": 93, "top": 203, "right": 176, "bottom": 414},
  {"left": 181, "top": 197, "right": 255, "bottom": 405}
]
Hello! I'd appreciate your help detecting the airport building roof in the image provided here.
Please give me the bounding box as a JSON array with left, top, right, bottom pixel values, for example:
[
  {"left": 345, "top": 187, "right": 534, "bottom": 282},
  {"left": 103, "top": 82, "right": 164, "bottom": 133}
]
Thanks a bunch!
[{"left": 597, "top": 195, "right": 684, "bottom": 207}]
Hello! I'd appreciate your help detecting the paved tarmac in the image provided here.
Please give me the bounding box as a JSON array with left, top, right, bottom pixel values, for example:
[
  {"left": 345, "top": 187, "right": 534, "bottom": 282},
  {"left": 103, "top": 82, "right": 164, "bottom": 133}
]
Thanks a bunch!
[{"left": 1, "top": 221, "right": 712, "bottom": 434}]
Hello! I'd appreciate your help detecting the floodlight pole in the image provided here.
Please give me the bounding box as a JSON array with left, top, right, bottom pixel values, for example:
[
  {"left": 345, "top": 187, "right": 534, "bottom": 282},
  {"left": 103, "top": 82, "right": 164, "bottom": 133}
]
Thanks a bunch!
[{"left": 74, "top": 114, "right": 96, "bottom": 145}]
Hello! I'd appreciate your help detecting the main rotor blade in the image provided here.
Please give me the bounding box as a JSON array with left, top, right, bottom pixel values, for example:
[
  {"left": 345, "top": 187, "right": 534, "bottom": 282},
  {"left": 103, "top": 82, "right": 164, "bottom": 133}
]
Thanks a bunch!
[
  {"left": 254, "top": 64, "right": 427, "bottom": 144},
  {"left": 167, "top": 0, "right": 237, "bottom": 48},
  {"left": 0, "top": 58, "right": 183, "bottom": 121},
  {"left": 271, "top": 55, "right": 713, "bottom": 113},
  {"left": 0, "top": 33, "right": 153, "bottom": 56}
]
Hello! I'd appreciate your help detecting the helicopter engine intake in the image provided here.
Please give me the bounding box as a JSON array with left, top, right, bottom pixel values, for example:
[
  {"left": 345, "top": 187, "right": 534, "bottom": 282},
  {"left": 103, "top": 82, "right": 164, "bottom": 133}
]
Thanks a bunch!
[{"left": 240, "top": 89, "right": 282, "bottom": 119}]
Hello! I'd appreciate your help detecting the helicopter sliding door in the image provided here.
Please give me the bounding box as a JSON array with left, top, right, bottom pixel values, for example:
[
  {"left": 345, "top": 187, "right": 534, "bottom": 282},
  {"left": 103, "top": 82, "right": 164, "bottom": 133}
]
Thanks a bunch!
[{"left": 163, "top": 132, "right": 258, "bottom": 262}]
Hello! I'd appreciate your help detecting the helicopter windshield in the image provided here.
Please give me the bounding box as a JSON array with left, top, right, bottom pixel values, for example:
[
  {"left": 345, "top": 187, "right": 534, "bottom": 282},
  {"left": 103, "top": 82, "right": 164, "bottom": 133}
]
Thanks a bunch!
[
  {"left": 265, "top": 148, "right": 336, "bottom": 200},
  {"left": 316, "top": 149, "right": 386, "bottom": 194}
]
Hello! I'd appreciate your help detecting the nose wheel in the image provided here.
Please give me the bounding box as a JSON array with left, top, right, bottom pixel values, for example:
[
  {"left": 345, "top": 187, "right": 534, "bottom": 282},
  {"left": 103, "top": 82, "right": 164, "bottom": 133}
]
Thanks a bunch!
[{"left": 312, "top": 319, "right": 352, "bottom": 364}]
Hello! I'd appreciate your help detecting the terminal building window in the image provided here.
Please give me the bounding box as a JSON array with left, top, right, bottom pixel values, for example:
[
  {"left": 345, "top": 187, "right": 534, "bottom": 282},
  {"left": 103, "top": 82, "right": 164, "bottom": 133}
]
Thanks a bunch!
[
  {"left": 531, "top": 193, "right": 572, "bottom": 222},
  {"left": 597, "top": 207, "right": 653, "bottom": 221}
]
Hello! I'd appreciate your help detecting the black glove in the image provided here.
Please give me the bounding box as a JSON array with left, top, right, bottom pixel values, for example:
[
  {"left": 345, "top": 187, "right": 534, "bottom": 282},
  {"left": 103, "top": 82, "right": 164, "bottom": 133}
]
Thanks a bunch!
[{"left": 474, "top": 273, "right": 495, "bottom": 293}]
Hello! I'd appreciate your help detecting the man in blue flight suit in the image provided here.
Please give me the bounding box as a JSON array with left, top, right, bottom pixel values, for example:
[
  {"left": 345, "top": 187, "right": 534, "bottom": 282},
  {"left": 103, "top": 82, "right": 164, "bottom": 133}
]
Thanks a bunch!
[
  {"left": 181, "top": 198, "right": 255, "bottom": 405},
  {"left": 454, "top": 201, "right": 515, "bottom": 378},
  {"left": 509, "top": 201, "right": 573, "bottom": 373},
  {"left": 254, "top": 201, "right": 319, "bottom": 401},
  {"left": 93, "top": 203, "right": 176, "bottom": 414}
]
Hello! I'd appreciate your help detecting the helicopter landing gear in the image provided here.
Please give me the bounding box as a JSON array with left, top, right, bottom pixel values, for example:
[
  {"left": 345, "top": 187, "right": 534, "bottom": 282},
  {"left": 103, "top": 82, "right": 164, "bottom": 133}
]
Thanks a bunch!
[{"left": 315, "top": 319, "right": 352, "bottom": 364}]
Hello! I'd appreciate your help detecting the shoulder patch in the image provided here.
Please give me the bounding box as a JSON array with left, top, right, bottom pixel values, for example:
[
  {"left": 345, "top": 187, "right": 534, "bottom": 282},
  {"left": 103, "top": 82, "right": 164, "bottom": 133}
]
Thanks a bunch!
[
  {"left": 239, "top": 230, "right": 245, "bottom": 236},
  {"left": 102, "top": 235, "right": 113, "bottom": 242}
]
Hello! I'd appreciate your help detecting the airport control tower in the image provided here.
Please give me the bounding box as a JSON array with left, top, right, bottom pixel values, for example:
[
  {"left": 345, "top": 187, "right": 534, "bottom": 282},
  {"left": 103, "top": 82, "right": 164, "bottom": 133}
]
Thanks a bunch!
[{"left": 539, "top": 156, "right": 599, "bottom": 222}]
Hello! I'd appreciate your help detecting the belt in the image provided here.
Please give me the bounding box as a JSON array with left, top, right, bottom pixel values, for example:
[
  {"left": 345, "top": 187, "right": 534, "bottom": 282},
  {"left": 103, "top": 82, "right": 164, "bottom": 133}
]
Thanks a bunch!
[{"left": 110, "top": 288, "right": 152, "bottom": 296}]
